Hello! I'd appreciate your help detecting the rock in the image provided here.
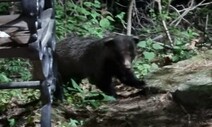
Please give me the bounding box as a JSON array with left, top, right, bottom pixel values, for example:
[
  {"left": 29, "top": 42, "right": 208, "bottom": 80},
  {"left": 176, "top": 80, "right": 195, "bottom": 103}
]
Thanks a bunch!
[
  {"left": 82, "top": 50, "right": 212, "bottom": 127},
  {"left": 145, "top": 50, "right": 212, "bottom": 108}
]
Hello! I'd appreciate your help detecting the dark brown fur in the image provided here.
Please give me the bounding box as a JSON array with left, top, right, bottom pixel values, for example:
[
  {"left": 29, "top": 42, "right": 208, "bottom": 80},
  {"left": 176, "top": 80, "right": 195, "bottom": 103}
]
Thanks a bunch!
[{"left": 56, "top": 34, "right": 146, "bottom": 97}]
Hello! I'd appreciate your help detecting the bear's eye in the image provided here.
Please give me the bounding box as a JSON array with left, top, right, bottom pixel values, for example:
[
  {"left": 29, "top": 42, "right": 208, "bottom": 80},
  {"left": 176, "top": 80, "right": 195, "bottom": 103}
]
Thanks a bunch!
[
  {"left": 127, "top": 46, "right": 135, "bottom": 58},
  {"left": 129, "top": 43, "right": 135, "bottom": 51}
]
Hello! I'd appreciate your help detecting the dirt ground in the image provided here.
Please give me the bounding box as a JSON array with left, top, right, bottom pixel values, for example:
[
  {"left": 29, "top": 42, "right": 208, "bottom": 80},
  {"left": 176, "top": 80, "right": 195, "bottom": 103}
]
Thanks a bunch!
[
  {"left": 1, "top": 86, "right": 212, "bottom": 127},
  {"left": 82, "top": 89, "right": 212, "bottom": 127}
]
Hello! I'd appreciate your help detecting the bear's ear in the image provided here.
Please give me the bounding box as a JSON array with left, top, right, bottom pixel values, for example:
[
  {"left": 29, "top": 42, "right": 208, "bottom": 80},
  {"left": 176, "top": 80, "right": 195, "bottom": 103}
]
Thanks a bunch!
[
  {"left": 132, "top": 36, "right": 139, "bottom": 44},
  {"left": 103, "top": 37, "right": 115, "bottom": 47}
]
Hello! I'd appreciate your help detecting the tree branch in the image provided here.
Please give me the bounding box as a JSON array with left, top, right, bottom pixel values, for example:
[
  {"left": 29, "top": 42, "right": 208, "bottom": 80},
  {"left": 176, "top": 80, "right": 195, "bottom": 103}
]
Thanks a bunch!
[
  {"left": 155, "top": 0, "right": 174, "bottom": 46},
  {"left": 127, "top": 0, "right": 135, "bottom": 36}
]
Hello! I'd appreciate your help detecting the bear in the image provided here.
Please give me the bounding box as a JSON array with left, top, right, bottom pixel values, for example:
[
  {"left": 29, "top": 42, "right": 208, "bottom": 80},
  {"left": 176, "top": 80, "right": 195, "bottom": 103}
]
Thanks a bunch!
[{"left": 55, "top": 34, "right": 146, "bottom": 97}]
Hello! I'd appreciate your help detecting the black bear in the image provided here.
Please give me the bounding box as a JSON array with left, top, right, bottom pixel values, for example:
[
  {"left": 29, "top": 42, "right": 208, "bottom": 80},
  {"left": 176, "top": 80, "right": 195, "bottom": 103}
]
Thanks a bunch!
[{"left": 55, "top": 34, "right": 146, "bottom": 97}]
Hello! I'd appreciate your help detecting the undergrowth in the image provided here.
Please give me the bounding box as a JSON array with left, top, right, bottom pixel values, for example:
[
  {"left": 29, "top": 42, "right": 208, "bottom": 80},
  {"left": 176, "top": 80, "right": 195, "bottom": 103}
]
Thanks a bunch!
[{"left": 0, "top": 0, "right": 211, "bottom": 126}]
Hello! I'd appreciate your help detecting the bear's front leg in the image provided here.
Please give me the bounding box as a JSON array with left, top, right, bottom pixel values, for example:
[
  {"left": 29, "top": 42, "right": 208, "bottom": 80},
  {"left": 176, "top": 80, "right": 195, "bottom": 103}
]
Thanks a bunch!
[{"left": 115, "top": 67, "right": 146, "bottom": 89}]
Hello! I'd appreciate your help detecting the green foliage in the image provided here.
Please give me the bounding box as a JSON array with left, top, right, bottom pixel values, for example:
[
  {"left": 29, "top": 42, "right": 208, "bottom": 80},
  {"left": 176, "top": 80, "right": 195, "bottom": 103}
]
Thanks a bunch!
[
  {"left": 0, "top": 59, "right": 31, "bottom": 82},
  {"left": 64, "top": 79, "right": 115, "bottom": 109},
  {"left": 115, "top": 12, "right": 126, "bottom": 27},
  {"left": 134, "top": 60, "right": 159, "bottom": 77},
  {"left": 0, "top": 3, "right": 10, "bottom": 14},
  {"left": 8, "top": 118, "right": 16, "bottom": 127},
  {"left": 137, "top": 38, "right": 163, "bottom": 62},
  {"left": 0, "top": 73, "right": 11, "bottom": 83},
  {"left": 170, "top": 28, "right": 198, "bottom": 62},
  {"left": 57, "top": 118, "right": 84, "bottom": 127},
  {"left": 0, "top": 59, "right": 38, "bottom": 112},
  {"left": 55, "top": 0, "right": 115, "bottom": 39},
  {"left": 0, "top": 89, "right": 40, "bottom": 112},
  {"left": 0, "top": 1, "right": 206, "bottom": 125},
  {"left": 68, "top": 119, "right": 84, "bottom": 127},
  {"left": 134, "top": 39, "right": 161, "bottom": 77},
  {"left": 134, "top": 26, "right": 198, "bottom": 76},
  {"left": 133, "top": 1, "right": 202, "bottom": 76}
]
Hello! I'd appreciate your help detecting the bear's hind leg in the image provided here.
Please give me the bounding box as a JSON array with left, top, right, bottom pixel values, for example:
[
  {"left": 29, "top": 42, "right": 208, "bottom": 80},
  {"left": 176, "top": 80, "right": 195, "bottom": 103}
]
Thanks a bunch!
[{"left": 94, "top": 76, "right": 117, "bottom": 97}]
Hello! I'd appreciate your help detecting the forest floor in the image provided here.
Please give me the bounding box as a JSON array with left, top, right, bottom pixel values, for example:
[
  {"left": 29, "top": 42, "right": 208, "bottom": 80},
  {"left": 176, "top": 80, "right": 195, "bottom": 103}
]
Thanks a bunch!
[
  {"left": 0, "top": 50, "right": 212, "bottom": 127},
  {"left": 0, "top": 85, "right": 212, "bottom": 127}
]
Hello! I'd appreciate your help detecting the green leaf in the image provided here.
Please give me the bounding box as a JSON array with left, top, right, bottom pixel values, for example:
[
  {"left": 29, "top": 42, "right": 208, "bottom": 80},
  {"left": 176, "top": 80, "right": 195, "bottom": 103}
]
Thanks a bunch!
[
  {"left": 90, "top": 10, "right": 100, "bottom": 19},
  {"left": 99, "top": 18, "right": 110, "bottom": 28},
  {"left": 104, "top": 96, "right": 116, "bottom": 101},
  {"left": 1, "top": 98, "right": 7, "bottom": 103},
  {"left": 93, "top": 0, "right": 101, "bottom": 8},
  {"left": 143, "top": 64, "right": 151, "bottom": 70},
  {"left": 83, "top": 2, "right": 92, "bottom": 7},
  {"left": 151, "top": 63, "right": 159, "bottom": 70},
  {"left": 71, "top": 79, "right": 83, "bottom": 93},
  {"left": 101, "top": 93, "right": 116, "bottom": 101},
  {"left": 69, "top": 119, "right": 79, "bottom": 127},
  {"left": 192, "top": 32, "right": 199, "bottom": 36},
  {"left": 173, "top": 46, "right": 181, "bottom": 50},
  {"left": 175, "top": 39, "right": 183, "bottom": 45},
  {"left": 143, "top": 51, "right": 156, "bottom": 61},
  {"left": 0, "top": 73, "right": 10, "bottom": 83},
  {"left": 152, "top": 43, "right": 163, "bottom": 50},
  {"left": 172, "top": 55, "right": 180, "bottom": 62},
  {"left": 106, "top": 16, "right": 115, "bottom": 21},
  {"left": 8, "top": 118, "right": 16, "bottom": 127},
  {"left": 115, "top": 12, "right": 125, "bottom": 20},
  {"left": 137, "top": 41, "right": 146, "bottom": 48},
  {"left": 80, "top": 8, "right": 90, "bottom": 15}
]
